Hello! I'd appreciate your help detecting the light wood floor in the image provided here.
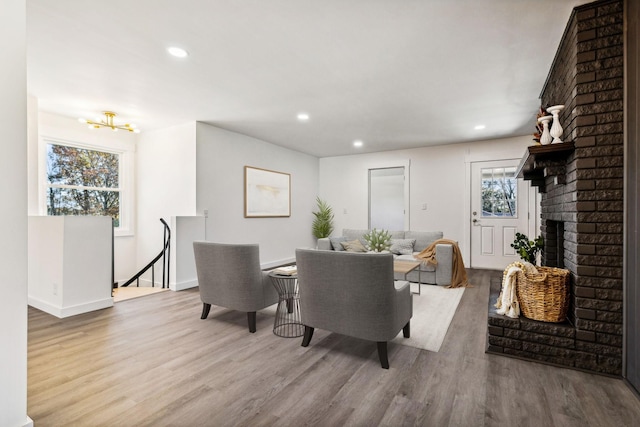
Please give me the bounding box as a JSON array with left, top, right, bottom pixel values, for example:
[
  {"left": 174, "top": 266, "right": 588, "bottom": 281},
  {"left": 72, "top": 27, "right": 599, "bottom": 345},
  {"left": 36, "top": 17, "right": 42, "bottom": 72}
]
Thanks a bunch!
[
  {"left": 112, "top": 285, "right": 169, "bottom": 302},
  {"left": 28, "top": 269, "right": 640, "bottom": 426}
]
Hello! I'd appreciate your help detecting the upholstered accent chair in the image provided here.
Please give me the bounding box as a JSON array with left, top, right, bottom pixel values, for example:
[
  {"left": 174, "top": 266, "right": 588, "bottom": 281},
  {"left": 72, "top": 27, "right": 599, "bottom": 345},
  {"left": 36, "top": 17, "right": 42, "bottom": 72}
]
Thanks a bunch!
[
  {"left": 295, "top": 248, "right": 412, "bottom": 369},
  {"left": 193, "top": 242, "right": 278, "bottom": 333}
]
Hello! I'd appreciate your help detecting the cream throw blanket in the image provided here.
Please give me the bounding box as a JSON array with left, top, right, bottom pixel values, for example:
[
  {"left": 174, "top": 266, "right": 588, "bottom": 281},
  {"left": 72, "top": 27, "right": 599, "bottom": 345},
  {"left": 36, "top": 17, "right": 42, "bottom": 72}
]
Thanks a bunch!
[{"left": 495, "top": 261, "right": 537, "bottom": 318}]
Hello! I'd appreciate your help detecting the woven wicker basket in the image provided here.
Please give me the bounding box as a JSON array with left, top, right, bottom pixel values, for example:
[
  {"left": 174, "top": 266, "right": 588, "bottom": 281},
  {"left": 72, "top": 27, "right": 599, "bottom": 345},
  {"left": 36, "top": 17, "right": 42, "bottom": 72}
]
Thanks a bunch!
[{"left": 515, "top": 266, "right": 570, "bottom": 322}]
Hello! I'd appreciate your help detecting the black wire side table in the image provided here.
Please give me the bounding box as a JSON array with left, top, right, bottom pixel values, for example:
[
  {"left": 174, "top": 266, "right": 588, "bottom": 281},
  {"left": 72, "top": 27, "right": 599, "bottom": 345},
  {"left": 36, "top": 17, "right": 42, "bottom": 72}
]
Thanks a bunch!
[{"left": 268, "top": 272, "right": 304, "bottom": 338}]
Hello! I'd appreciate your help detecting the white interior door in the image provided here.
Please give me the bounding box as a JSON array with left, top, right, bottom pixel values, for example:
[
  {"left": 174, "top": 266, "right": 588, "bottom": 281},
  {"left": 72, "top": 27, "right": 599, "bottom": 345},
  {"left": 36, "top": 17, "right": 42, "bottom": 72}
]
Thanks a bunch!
[
  {"left": 369, "top": 167, "right": 406, "bottom": 230},
  {"left": 470, "top": 160, "right": 530, "bottom": 269}
]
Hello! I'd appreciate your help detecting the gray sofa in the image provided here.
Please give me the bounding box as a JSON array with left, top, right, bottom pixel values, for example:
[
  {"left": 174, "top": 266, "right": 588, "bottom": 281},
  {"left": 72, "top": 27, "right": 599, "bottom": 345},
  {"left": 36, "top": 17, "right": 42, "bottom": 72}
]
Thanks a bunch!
[{"left": 317, "top": 229, "right": 453, "bottom": 286}]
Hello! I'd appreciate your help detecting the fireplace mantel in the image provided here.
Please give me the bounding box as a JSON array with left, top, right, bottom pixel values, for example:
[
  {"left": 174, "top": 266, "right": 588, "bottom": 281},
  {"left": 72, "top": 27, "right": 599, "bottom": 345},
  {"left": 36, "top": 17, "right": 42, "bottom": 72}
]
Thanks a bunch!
[{"left": 516, "top": 142, "right": 574, "bottom": 191}]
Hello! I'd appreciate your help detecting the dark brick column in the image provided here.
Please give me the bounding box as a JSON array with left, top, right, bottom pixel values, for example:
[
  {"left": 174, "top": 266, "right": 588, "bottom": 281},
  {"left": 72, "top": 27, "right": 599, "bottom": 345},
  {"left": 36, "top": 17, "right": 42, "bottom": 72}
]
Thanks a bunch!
[{"left": 487, "top": 0, "right": 624, "bottom": 376}]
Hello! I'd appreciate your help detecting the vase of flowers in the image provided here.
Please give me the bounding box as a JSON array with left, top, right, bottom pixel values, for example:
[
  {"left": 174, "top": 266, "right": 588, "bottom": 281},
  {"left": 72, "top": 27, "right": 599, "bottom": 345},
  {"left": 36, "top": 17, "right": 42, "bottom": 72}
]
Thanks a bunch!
[{"left": 363, "top": 228, "right": 391, "bottom": 253}]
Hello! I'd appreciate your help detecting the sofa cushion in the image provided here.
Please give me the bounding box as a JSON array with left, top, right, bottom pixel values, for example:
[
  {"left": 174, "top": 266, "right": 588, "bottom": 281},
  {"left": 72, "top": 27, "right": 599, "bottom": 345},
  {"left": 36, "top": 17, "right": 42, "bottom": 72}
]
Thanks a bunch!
[
  {"left": 342, "top": 229, "right": 370, "bottom": 247},
  {"left": 329, "top": 236, "right": 348, "bottom": 251},
  {"left": 388, "top": 230, "right": 406, "bottom": 239},
  {"left": 341, "top": 239, "right": 367, "bottom": 252},
  {"left": 405, "top": 231, "right": 443, "bottom": 252},
  {"left": 389, "top": 239, "right": 415, "bottom": 255}
]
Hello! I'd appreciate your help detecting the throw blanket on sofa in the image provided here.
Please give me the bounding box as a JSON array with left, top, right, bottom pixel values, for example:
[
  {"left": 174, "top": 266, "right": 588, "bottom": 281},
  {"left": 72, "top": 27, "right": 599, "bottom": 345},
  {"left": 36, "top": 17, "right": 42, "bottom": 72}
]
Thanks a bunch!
[{"left": 415, "top": 239, "right": 470, "bottom": 288}]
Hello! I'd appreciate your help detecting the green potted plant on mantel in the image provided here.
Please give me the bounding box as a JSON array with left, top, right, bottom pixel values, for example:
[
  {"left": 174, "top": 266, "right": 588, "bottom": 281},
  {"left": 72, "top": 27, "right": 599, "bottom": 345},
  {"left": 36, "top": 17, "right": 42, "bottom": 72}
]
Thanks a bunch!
[
  {"left": 511, "top": 232, "right": 544, "bottom": 265},
  {"left": 312, "top": 197, "right": 334, "bottom": 239},
  {"left": 364, "top": 228, "right": 392, "bottom": 253}
]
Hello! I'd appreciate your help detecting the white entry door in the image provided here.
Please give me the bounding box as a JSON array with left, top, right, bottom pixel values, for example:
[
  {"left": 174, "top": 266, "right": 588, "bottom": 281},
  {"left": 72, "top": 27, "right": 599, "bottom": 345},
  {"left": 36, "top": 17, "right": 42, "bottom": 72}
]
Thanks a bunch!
[{"left": 470, "top": 160, "right": 531, "bottom": 269}]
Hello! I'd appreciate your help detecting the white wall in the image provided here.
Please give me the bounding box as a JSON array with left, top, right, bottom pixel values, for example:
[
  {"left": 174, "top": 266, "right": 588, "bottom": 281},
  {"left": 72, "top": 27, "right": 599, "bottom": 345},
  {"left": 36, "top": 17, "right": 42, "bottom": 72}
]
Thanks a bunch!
[
  {"left": 170, "top": 216, "right": 205, "bottom": 291},
  {"left": 196, "top": 122, "right": 318, "bottom": 266},
  {"left": 0, "top": 0, "right": 31, "bottom": 425},
  {"left": 136, "top": 122, "right": 197, "bottom": 285},
  {"left": 319, "top": 135, "right": 533, "bottom": 264},
  {"left": 31, "top": 112, "right": 138, "bottom": 284},
  {"left": 28, "top": 217, "right": 64, "bottom": 310},
  {"left": 28, "top": 216, "right": 113, "bottom": 317},
  {"left": 27, "top": 95, "right": 39, "bottom": 216}
]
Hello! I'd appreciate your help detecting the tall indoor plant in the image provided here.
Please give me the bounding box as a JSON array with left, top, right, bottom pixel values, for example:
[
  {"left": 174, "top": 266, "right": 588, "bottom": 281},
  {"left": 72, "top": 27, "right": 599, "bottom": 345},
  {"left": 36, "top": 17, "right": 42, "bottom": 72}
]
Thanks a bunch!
[{"left": 312, "top": 197, "right": 334, "bottom": 239}]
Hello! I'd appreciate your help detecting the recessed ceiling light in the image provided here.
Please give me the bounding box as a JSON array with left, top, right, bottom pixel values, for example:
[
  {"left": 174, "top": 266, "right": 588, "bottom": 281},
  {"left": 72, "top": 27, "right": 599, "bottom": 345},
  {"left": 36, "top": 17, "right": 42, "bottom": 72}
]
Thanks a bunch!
[
  {"left": 297, "top": 112, "right": 309, "bottom": 121},
  {"left": 474, "top": 124, "right": 486, "bottom": 130},
  {"left": 167, "top": 46, "right": 189, "bottom": 58},
  {"left": 353, "top": 140, "right": 363, "bottom": 148}
]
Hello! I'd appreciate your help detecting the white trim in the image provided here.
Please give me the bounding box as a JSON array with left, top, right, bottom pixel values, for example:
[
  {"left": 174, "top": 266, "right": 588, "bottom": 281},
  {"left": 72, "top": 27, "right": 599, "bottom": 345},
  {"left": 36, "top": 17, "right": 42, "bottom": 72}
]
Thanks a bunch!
[
  {"left": 23, "top": 417, "right": 34, "bottom": 427},
  {"left": 261, "top": 257, "right": 296, "bottom": 270},
  {"left": 134, "top": 278, "right": 198, "bottom": 292},
  {"left": 171, "top": 279, "right": 198, "bottom": 292},
  {"left": 28, "top": 296, "right": 63, "bottom": 317},
  {"left": 59, "top": 298, "right": 113, "bottom": 318},
  {"left": 28, "top": 296, "right": 113, "bottom": 318}
]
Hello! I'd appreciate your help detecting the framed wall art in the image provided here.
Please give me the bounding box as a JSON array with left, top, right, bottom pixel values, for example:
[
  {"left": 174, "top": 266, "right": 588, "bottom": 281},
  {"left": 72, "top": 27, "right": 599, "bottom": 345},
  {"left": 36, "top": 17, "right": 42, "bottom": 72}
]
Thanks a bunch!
[{"left": 244, "top": 166, "right": 291, "bottom": 217}]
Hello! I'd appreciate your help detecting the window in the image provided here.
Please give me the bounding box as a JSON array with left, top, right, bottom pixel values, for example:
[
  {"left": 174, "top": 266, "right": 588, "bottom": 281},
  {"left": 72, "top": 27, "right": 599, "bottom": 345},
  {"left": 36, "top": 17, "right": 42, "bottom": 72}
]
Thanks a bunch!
[
  {"left": 45, "top": 141, "right": 128, "bottom": 230},
  {"left": 481, "top": 167, "right": 517, "bottom": 217}
]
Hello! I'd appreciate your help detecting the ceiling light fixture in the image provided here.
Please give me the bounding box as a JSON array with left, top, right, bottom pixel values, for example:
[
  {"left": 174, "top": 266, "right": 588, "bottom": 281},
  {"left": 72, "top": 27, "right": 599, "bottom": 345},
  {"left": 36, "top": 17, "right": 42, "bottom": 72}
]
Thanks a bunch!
[
  {"left": 79, "top": 111, "right": 140, "bottom": 133},
  {"left": 474, "top": 124, "right": 486, "bottom": 130},
  {"left": 297, "top": 112, "right": 310, "bottom": 121},
  {"left": 167, "top": 46, "right": 189, "bottom": 58},
  {"left": 353, "top": 140, "right": 363, "bottom": 147}
]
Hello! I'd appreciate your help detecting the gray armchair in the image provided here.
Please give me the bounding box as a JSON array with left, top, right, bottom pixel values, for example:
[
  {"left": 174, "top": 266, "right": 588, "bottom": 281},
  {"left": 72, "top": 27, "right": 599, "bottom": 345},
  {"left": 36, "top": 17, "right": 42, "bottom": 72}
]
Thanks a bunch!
[
  {"left": 193, "top": 242, "right": 278, "bottom": 333},
  {"left": 295, "top": 248, "right": 412, "bottom": 369}
]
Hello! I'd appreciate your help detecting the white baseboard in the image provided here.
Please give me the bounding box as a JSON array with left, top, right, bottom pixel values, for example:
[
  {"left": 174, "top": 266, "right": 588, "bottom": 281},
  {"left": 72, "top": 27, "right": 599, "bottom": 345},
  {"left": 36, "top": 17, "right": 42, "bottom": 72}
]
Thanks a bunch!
[
  {"left": 28, "top": 296, "right": 113, "bottom": 318},
  {"left": 23, "top": 416, "right": 34, "bottom": 427},
  {"left": 170, "top": 279, "right": 198, "bottom": 292},
  {"left": 28, "top": 296, "right": 63, "bottom": 317},
  {"left": 261, "top": 257, "right": 296, "bottom": 270},
  {"left": 130, "top": 278, "right": 197, "bottom": 292},
  {"left": 60, "top": 298, "right": 113, "bottom": 318}
]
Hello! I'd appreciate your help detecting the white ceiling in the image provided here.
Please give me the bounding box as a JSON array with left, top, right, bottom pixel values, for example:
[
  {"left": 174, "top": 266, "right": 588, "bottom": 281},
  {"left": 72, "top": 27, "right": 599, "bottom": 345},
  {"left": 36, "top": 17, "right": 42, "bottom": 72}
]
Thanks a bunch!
[{"left": 26, "top": 0, "right": 590, "bottom": 158}]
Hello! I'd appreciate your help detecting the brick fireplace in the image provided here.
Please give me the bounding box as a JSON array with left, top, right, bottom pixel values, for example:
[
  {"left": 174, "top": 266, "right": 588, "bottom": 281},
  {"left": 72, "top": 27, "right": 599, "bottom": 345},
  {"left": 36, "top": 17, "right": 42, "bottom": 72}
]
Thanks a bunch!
[{"left": 487, "top": 0, "right": 624, "bottom": 376}]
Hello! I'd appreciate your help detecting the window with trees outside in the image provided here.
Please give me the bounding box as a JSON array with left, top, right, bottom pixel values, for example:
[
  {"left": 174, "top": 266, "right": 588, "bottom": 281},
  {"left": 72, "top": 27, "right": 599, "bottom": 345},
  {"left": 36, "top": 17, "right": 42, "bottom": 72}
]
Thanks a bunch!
[
  {"left": 46, "top": 142, "right": 122, "bottom": 227},
  {"left": 481, "top": 166, "right": 517, "bottom": 217}
]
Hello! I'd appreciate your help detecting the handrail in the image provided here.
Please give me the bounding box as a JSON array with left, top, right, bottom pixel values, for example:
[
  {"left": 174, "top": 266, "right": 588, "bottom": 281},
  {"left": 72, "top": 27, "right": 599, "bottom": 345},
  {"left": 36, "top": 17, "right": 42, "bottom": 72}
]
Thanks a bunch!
[{"left": 121, "top": 218, "right": 171, "bottom": 288}]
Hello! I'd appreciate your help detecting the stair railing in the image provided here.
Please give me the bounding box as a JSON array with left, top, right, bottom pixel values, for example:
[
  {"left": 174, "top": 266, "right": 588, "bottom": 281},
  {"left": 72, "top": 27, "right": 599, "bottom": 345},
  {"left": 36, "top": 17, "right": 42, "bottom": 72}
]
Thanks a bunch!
[{"left": 120, "top": 218, "right": 171, "bottom": 288}]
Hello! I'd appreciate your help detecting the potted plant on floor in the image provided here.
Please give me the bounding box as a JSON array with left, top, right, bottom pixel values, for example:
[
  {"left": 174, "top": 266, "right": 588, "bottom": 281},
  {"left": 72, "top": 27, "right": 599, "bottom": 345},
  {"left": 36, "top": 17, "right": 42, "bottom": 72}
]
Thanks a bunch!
[{"left": 312, "top": 197, "right": 334, "bottom": 239}]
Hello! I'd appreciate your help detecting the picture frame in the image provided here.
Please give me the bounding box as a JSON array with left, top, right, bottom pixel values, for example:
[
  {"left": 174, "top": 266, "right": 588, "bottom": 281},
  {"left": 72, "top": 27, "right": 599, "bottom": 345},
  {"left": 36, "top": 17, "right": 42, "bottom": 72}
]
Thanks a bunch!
[{"left": 244, "top": 166, "right": 291, "bottom": 218}]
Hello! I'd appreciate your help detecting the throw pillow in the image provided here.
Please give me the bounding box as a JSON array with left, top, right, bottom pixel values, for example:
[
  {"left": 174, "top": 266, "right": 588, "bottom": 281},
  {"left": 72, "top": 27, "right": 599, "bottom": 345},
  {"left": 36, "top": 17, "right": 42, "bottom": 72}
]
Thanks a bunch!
[
  {"left": 329, "top": 236, "right": 348, "bottom": 251},
  {"left": 390, "top": 238, "right": 416, "bottom": 255},
  {"left": 341, "top": 239, "right": 367, "bottom": 252}
]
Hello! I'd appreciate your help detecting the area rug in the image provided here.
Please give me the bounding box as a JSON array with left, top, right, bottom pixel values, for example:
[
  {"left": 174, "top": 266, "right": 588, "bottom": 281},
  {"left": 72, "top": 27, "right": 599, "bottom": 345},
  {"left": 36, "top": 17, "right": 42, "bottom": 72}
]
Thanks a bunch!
[
  {"left": 391, "top": 284, "right": 465, "bottom": 352},
  {"left": 259, "top": 284, "right": 464, "bottom": 353}
]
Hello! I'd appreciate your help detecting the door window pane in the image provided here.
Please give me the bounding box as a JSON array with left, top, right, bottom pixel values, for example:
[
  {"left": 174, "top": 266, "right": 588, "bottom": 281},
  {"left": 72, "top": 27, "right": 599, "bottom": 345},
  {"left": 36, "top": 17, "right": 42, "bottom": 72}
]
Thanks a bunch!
[{"left": 481, "top": 167, "right": 517, "bottom": 217}]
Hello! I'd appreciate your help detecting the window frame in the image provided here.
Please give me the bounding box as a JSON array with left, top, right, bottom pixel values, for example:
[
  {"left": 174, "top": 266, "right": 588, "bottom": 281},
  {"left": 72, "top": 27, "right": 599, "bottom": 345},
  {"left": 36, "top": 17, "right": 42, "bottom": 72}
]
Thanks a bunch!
[{"left": 39, "top": 136, "right": 134, "bottom": 236}]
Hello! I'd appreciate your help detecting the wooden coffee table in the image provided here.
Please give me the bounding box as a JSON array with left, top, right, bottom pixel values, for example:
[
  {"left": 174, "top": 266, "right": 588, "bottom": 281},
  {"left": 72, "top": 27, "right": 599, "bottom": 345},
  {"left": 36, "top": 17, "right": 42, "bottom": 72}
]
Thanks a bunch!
[{"left": 394, "top": 260, "right": 422, "bottom": 295}]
